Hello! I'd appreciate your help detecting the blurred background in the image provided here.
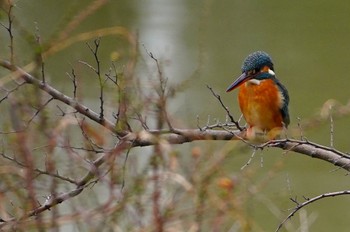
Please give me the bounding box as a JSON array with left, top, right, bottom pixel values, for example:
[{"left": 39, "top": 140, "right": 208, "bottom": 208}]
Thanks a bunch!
[{"left": 1, "top": 0, "right": 350, "bottom": 231}]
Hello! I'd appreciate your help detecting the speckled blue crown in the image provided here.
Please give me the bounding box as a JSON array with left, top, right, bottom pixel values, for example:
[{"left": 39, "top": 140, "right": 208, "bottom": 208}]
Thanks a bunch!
[{"left": 241, "top": 51, "right": 274, "bottom": 73}]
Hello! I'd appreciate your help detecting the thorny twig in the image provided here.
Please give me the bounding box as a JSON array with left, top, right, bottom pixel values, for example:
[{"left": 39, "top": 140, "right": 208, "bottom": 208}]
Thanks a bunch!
[
  {"left": 66, "top": 69, "right": 78, "bottom": 99},
  {"left": 87, "top": 38, "right": 107, "bottom": 120}
]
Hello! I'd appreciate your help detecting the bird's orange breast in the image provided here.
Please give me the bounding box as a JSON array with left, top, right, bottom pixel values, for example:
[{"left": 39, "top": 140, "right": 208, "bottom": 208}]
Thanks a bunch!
[{"left": 238, "top": 79, "right": 284, "bottom": 132}]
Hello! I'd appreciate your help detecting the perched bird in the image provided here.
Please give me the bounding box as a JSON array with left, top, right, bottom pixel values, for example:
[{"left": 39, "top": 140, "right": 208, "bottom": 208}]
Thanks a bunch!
[{"left": 226, "top": 51, "right": 290, "bottom": 141}]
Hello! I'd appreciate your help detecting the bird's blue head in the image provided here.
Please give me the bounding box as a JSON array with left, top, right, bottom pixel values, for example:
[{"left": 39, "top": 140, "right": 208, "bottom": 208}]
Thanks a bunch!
[
  {"left": 226, "top": 51, "right": 275, "bottom": 92},
  {"left": 241, "top": 51, "right": 274, "bottom": 73}
]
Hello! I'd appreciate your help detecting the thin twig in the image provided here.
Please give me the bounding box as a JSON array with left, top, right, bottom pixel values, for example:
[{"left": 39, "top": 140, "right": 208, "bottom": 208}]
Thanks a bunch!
[
  {"left": 206, "top": 85, "right": 243, "bottom": 131},
  {"left": 241, "top": 148, "right": 257, "bottom": 170},
  {"left": 121, "top": 142, "right": 133, "bottom": 191},
  {"left": 0, "top": 140, "right": 130, "bottom": 225},
  {"left": 27, "top": 97, "right": 54, "bottom": 125},
  {"left": 329, "top": 105, "right": 334, "bottom": 148},
  {"left": 34, "top": 22, "right": 46, "bottom": 83},
  {"left": 0, "top": 152, "right": 77, "bottom": 184},
  {"left": 86, "top": 38, "right": 105, "bottom": 120},
  {"left": 0, "top": 3, "right": 15, "bottom": 63},
  {"left": 276, "top": 190, "right": 350, "bottom": 232},
  {"left": 0, "top": 60, "right": 120, "bottom": 135},
  {"left": 144, "top": 46, "right": 174, "bottom": 131},
  {"left": 66, "top": 69, "right": 78, "bottom": 99}
]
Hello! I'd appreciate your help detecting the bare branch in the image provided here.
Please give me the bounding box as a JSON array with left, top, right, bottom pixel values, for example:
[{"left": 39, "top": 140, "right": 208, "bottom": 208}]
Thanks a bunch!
[
  {"left": 0, "top": 140, "right": 129, "bottom": 226},
  {"left": 1, "top": 2, "right": 15, "bottom": 63},
  {"left": 83, "top": 38, "right": 105, "bottom": 120},
  {"left": 0, "top": 60, "right": 123, "bottom": 136},
  {"left": 0, "top": 80, "right": 25, "bottom": 104},
  {"left": 104, "top": 62, "right": 118, "bottom": 85},
  {"left": 276, "top": 190, "right": 350, "bottom": 232},
  {"left": 27, "top": 97, "right": 54, "bottom": 125},
  {"left": 241, "top": 148, "right": 257, "bottom": 170},
  {"left": 2, "top": 62, "right": 350, "bottom": 178},
  {"left": 207, "top": 85, "right": 244, "bottom": 131},
  {"left": 34, "top": 22, "right": 46, "bottom": 83},
  {"left": 66, "top": 69, "right": 77, "bottom": 99},
  {"left": 1, "top": 62, "right": 350, "bottom": 174},
  {"left": 0, "top": 153, "right": 77, "bottom": 185},
  {"left": 144, "top": 47, "right": 174, "bottom": 130},
  {"left": 1, "top": 3, "right": 350, "bottom": 231}
]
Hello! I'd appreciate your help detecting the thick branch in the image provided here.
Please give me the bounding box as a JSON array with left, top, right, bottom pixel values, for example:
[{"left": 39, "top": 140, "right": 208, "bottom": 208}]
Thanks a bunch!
[
  {"left": 2, "top": 60, "right": 350, "bottom": 229},
  {"left": 129, "top": 131, "right": 350, "bottom": 171},
  {"left": 268, "top": 139, "right": 350, "bottom": 168},
  {"left": 1, "top": 61, "right": 350, "bottom": 171}
]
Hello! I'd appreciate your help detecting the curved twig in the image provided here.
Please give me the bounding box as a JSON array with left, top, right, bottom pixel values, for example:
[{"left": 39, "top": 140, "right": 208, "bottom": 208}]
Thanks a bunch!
[
  {"left": 207, "top": 85, "right": 244, "bottom": 131},
  {"left": 276, "top": 190, "right": 350, "bottom": 232}
]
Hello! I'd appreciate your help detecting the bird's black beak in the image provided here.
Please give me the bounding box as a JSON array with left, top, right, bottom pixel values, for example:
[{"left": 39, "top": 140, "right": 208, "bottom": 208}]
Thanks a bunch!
[{"left": 226, "top": 72, "right": 252, "bottom": 92}]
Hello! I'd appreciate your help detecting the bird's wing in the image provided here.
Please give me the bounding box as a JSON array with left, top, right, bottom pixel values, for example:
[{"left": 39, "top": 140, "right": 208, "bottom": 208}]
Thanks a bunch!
[{"left": 274, "top": 78, "right": 290, "bottom": 127}]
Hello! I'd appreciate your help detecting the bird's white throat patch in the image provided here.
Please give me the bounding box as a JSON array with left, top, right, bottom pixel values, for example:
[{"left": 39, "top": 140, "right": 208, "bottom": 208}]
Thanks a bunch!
[{"left": 247, "top": 79, "right": 261, "bottom": 85}]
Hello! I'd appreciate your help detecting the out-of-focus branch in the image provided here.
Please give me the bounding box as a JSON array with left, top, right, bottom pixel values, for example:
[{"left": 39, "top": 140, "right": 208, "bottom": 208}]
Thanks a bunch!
[
  {"left": 1, "top": 61, "right": 350, "bottom": 172},
  {"left": 0, "top": 60, "right": 122, "bottom": 136},
  {"left": 0, "top": 2, "right": 14, "bottom": 63},
  {"left": 0, "top": 140, "right": 129, "bottom": 227}
]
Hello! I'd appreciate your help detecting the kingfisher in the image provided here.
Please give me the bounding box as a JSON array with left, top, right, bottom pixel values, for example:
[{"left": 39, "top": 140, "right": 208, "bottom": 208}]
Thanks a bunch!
[{"left": 226, "top": 51, "right": 290, "bottom": 141}]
